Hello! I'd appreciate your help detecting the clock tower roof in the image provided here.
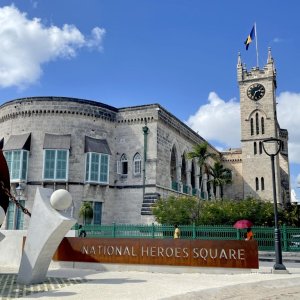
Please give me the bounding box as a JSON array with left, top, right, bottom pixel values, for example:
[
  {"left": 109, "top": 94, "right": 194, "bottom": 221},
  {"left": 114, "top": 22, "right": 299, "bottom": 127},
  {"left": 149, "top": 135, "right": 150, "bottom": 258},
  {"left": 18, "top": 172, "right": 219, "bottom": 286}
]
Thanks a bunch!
[{"left": 237, "top": 48, "right": 276, "bottom": 84}]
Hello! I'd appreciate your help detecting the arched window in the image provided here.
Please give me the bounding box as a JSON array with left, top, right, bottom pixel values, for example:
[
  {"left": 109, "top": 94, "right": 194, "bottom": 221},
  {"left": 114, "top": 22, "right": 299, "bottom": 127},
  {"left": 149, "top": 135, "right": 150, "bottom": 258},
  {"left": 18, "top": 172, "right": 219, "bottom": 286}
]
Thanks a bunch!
[
  {"left": 255, "top": 177, "right": 259, "bottom": 191},
  {"left": 259, "top": 141, "right": 263, "bottom": 154},
  {"left": 261, "top": 117, "right": 265, "bottom": 134},
  {"left": 117, "top": 154, "right": 128, "bottom": 175},
  {"left": 250, "top": 118, "right": 254, "bottom": 136},
  {"left": 254, "top": 142, "right": 257, "bottom": 155},
  {"left": 133, "top": 153, "right": 141, "bottom": 175},
  {"left": 256, "top": 113, "right": 259, "bottom": 135},
  {"left": 261, "top": 177, "right": 264, "bottom": 190}
]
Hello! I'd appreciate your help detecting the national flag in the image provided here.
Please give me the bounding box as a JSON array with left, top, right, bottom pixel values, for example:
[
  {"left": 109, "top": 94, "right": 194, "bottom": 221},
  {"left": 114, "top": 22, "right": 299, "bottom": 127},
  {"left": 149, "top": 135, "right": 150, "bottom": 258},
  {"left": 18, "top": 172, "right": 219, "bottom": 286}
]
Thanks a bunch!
[{"left": 244, "top": 26, "right": 255, "bottom": 50}]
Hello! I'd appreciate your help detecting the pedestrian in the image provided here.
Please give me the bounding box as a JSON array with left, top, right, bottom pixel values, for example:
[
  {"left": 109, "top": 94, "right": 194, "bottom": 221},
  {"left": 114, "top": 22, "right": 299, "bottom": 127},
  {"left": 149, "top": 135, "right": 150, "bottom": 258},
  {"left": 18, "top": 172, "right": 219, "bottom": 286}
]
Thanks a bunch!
[
  {"left": 174, "top": 224, "right": 180, "bottom": 239},
  {"left": 245, "top": 227, "right": 253, "bottom": 240},
  {"left": 78, "top": 225, "right": 87, "bottom": 238}
]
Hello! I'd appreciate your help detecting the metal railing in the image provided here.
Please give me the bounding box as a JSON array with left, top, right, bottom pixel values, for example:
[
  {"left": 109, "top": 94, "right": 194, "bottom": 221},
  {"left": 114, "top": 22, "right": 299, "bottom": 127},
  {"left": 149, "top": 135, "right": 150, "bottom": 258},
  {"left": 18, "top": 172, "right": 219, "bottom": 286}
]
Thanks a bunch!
[{"left": 74, "top": 223, "right": 300, "bottom": 252}]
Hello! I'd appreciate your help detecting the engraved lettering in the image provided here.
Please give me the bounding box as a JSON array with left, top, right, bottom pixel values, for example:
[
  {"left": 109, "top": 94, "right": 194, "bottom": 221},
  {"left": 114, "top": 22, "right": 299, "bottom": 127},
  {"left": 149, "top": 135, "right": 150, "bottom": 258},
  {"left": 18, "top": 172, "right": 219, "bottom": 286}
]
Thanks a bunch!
[
  {"left": 165, "top": 247, "right": 174, "bottom": 257},
  {"left": 229, "top": 249, "right": 236, "bottom": 260},
  {"left": 200, "top": 248, "right": 208, "bottom": 261},
  {"left": 219, "top": 249, "right": 228, "bottom": 259},
  {"left": 150, "top": 246, "right": 157, "bottom": 257},
  {"left": 115, "top": 246, "right": 122, "bottom": 256},
  {"left": 158, "top": 247, "right": 164, "bottom": 257},
  {"left": 81, "top": 245, "right": 89, "bottom": 254},
  {"left": 182, "top": 248, "right": 189, "bottom": 258},
  {"left": 174, "top": 247, "right": 181, "bottom": 258},
  {"left": 131, "top": 246, "right": 137, "bottom": 256},
  {"left": 193, "top": 248, "right": 199, "bottom": 258},
  {"left": 123, "top": 246, "right": 130, "bottom": 256},
  {"left": 238, "top": 249, "right": 245, "bottom": 260},
  {"left": 90, "top": 246, "right": 96, "bottom": 255},
  {"left": 209, "top": 248, "right": 218, "bottom": 259},
  {"left": 141, "top": 246, "right": 149, "bottom": 256},
  {"left": 107, "top": 246, "right": 114, "bottom": 255}
]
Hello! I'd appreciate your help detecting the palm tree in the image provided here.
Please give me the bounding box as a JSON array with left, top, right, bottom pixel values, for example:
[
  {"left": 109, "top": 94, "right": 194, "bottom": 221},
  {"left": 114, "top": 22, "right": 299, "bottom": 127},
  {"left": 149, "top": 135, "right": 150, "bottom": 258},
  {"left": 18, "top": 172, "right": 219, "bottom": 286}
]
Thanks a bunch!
[
  {"left": 79, "top": 201, "right": 94, "bottom": 224},
  {"left": 208, "top": 161, "right": 232, "bottom": 199},
  {"left": 187, "top": 142, "right": 216, "bottom": 199}
]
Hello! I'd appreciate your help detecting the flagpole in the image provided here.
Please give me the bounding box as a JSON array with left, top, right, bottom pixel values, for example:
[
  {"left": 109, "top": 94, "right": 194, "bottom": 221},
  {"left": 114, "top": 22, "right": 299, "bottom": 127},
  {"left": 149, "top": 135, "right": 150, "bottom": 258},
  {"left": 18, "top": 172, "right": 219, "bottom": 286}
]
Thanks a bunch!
[{"left": 255, "top": 22, "right": 259, "bottom": 68}]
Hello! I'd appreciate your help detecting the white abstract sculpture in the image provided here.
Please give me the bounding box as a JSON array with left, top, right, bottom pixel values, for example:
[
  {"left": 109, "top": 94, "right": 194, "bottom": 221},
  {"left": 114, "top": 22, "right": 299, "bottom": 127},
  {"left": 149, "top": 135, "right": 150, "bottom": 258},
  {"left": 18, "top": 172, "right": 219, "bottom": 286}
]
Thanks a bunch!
[
  {"left": 17, "top": 187, "right": 76, "bottom": 284},
  {"left": 0, "top": 206, "right": 5, "bottom": 225}
]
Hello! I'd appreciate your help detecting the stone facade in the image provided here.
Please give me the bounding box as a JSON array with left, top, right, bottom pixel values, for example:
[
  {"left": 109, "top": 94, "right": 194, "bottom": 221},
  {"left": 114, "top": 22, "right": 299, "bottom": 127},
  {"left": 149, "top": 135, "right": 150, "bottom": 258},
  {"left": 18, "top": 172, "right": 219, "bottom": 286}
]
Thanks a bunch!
[{"left": 0, "top": 50, "right": 290, "bottom": 228}]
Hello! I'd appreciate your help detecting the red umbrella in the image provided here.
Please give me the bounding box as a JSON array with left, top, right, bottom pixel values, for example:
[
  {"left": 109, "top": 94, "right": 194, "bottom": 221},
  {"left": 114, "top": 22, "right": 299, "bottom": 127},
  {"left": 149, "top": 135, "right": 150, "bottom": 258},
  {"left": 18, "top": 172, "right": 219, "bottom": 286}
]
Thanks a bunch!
[{"left": 233, "top": 219, "right": 253, "bottom": 229}]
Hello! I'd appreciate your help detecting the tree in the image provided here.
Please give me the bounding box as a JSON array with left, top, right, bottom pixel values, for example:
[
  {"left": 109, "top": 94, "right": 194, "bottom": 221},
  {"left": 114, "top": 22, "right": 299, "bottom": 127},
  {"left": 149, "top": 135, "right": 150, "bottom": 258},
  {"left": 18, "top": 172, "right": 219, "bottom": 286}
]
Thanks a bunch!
[
  {"left": 198, "top": 198, "right": 276, "bottom": 226},
  {"left": 79, "top": 201, "right": 93, "bottom": 224},
  {"left": 208, "top": 161, "right": 232, "bottom": 199},
  {"left": 152, "top": 195, "right": 198, "bottom": 225},
  {"left": 186, "top": 142, "right": 216, "bottom": 199}
]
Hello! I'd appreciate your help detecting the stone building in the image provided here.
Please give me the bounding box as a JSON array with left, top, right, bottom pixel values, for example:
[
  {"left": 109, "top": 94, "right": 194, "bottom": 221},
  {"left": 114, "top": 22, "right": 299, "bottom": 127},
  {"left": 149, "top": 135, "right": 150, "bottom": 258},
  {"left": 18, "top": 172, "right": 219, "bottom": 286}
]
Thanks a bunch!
[{"left": 0, "top": 49, "right": 290, "bottom": 229}]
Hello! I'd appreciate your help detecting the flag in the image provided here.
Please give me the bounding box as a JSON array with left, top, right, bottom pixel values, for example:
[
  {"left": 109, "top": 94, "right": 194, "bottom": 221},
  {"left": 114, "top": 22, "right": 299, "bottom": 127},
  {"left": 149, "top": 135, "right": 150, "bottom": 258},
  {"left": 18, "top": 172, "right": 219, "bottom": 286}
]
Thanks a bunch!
[{"left": 244, "top": 25, "right": 255, "bottom": 50}]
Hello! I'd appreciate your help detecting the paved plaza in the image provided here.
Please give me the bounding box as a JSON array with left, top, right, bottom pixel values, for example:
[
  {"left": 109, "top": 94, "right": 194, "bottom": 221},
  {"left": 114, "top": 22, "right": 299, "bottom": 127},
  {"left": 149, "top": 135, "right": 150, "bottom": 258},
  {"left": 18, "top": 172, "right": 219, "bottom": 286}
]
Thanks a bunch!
[{"left": 2, "top": 261, "right": 300, "bottom": 300}]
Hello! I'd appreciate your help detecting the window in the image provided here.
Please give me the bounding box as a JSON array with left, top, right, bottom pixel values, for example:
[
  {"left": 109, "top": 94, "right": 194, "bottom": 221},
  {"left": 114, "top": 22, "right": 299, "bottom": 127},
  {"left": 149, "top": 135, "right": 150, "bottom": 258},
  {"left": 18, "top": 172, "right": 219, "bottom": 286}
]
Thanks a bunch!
[
  {"left": 259, "top": 142, "right": 263, "bottom": 154},
  {"left": 4, "top": 150, "right": 29, "bottom": 182},
  {"left": 261, "top": 177, "right": 264, "bottom": 190},
  {"left": 83, "top": 201, "right": 102, "bottom": 225},
  {"left": 261, "top": 117, "right": 265, "bottom": 134},
  {"left": 85, "top": 152, "right": 109, "bottom": 184},
  {"left": 254, "top": 142, "right": 257, "bottom": 155},
  {"left": 133, "top": 153, "right": 142, "bottom": 175},
  {"left": 256, "top": 113, "right": 259, "bottom": 135},
  {"left": 255, "top": 177, "right": 259, "bottom": 191},
  {"left": 43, "top": 149, "right": 69, "bottom": 181},
  {"left": 6, "top": 200, "right": 25, "bottom": 230},
  {"left": 117, "top": 154, "right": 128, "bottom": 175},
  {"left": 250, "top": 118, "right": 254, "bottom": 136}
]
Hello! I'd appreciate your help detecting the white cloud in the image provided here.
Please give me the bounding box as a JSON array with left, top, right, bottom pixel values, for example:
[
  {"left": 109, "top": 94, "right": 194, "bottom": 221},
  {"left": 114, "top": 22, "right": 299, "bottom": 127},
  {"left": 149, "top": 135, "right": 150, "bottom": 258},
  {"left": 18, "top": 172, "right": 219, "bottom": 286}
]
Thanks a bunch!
[
  {"left": 0, "top": 5, "right": 105, "bottom": 89},
  {"left": 186, "top": 92, "right": 241, "bottom": 148},
  {"left": 277, "top": 92, "right": 300, "bottom": 164},
  {"left": 273, "top": 37, "right": 283, "bottom": 43}
]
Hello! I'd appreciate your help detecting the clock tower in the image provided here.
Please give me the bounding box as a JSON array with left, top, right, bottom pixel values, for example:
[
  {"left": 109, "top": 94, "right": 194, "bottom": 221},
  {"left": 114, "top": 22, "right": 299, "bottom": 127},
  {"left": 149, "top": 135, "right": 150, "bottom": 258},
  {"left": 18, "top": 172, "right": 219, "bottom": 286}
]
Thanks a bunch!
[{"left": 238, "top": 48, "right": 290, "bottom": 204}]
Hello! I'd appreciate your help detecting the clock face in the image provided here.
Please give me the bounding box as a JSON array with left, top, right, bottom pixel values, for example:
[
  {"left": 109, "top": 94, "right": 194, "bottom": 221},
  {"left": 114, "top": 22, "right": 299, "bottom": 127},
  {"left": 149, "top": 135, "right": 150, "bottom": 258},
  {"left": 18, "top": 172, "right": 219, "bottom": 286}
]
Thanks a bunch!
[{"left": 247, "top": 83, "right": 265, "bottom": 101}]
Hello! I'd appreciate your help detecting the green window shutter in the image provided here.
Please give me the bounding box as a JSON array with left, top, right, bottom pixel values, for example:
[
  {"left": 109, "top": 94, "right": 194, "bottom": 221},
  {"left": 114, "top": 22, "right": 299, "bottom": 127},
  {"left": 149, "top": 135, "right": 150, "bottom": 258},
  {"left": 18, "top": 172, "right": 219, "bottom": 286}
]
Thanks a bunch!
[
  {"left": 90, "top": 153, "right": 99, "bottom": 182},
  {"left": 4, "top": 151, "right": 12, "bottom": 176},
  {"left": 85, "top": 153, "right": 90, "bottom": 181},
  {"left": 21, "top": 151, "right": 28, "bottom": 180},
  {"left": 100, "top": 154, "right": 108, "bottom": 183},
  {"left": 12, "top": 151, "right": 21, "bottom": 180},
  {"left": 93, "top": 202, "right": 102, "bottom": 225},
  {"left": 6, "top": 202, "right": 15, "bottom": 229},
  {"left": 44, "top": 150, "right": 55, "bottom": 179},
  {"left": 56, "top": 150, "right": 67, "bottom": 179},
  {"left": 16, "top": 200, "right": 25, "bottom": 229}
]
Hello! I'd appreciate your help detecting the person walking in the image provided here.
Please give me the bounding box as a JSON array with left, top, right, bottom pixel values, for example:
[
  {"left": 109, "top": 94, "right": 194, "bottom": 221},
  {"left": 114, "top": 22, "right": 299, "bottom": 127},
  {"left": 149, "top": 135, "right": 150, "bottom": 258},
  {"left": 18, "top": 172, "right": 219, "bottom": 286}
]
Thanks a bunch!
[
  {"left": 245, "top": 227, "right": 253, "bottom": 240},
  {"left": 174, "top": 224, "right": 180, "bottom": 239}
]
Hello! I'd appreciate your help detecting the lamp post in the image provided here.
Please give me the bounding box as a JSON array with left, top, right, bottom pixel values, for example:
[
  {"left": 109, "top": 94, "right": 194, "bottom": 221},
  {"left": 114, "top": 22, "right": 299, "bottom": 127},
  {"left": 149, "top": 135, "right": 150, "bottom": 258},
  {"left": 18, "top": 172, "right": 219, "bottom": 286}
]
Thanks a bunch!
[
  {"left": 16, "top": 183, "right": 24, "bottom": 201},
  {"left": 15, "top": 183, "right": 24, "bottom": 228},
  {"left": 262, "top": 137, "right": 286, "bottom": 271},
  {"left": 142, "top": 121, "right": 149, "bottom": 202}
]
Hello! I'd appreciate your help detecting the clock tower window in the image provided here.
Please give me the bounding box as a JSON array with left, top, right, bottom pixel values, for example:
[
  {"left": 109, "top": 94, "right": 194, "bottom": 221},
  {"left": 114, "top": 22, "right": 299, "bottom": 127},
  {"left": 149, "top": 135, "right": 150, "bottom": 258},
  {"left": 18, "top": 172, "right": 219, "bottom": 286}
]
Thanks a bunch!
[
  {"left": 261, "top": 177, "right": 265, "bottom": 190},
  {"left": 250, "top": 118, "right": 254, "bottom": 135},
  {"left": 259, "top": 142, "right": 263, "bottom": 154},
  {"left": 255, "top": 177, "right": 259, "bottom": 191},
  {"left": 255, "top": 113, "right": 259, "bottom": 135},
  {"left": 254, "top": 142, "right": 257, "bottom": 155},
  {"left": 261, "top": 117, "right": 265, "bottom": 134}
]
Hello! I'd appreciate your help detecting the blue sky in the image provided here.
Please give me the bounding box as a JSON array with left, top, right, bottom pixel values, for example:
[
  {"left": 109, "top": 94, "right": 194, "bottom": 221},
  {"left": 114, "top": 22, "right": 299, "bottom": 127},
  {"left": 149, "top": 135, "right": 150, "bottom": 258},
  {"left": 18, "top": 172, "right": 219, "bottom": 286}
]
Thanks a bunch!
[{"left": 1, "top": 1, "right": 300, "bottom": 198}]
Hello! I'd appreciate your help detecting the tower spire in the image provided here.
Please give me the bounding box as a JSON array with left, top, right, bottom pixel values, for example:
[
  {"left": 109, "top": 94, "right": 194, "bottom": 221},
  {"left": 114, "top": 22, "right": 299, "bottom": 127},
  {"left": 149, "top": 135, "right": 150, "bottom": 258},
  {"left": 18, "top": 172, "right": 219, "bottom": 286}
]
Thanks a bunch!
[
  {"left": 267, "top": 47, "right": 273, "bottom": 63},
  {"left": 237, "top": 52, "right": 242, "bottom": 67}
]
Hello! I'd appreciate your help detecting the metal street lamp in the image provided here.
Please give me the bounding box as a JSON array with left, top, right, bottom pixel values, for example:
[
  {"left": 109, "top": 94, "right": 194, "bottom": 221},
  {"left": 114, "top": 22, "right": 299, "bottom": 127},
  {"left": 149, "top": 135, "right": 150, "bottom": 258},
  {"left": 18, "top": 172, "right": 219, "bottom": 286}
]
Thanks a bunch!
[
  {"left": 16, "top": 183, "right": 24, "bottom": 201},
  {"left": 262, "top": 137, "right": 286, "bottom": 271}
]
